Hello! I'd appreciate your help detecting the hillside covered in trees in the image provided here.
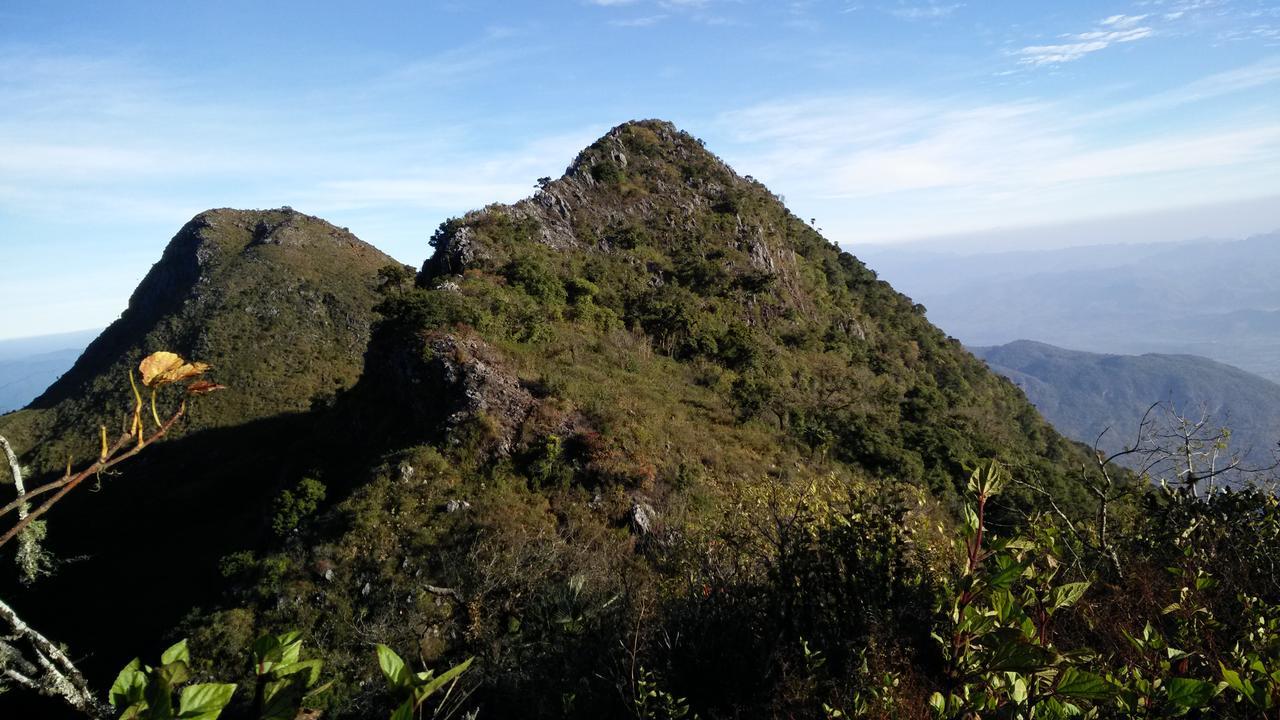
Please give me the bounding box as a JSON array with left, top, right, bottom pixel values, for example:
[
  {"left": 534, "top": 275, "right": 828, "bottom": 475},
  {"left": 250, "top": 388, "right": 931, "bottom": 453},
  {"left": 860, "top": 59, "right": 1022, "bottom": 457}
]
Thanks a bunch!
[
  {"left": 974, "top": 340, "right": 1280, "bottom": 477},
  {"left": 3, "top": 121, "right": 1279, "bottom": 719}
]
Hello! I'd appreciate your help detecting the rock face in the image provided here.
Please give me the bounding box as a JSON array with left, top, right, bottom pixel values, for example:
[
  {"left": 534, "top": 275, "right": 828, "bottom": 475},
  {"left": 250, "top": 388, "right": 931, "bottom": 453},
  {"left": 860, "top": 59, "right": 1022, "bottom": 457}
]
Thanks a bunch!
[
  {"left": 3, "top": 207, "right": 396, "bottom": 472},
  {"left": 373, "top": 326, "right": 535, "bottom": 458}
]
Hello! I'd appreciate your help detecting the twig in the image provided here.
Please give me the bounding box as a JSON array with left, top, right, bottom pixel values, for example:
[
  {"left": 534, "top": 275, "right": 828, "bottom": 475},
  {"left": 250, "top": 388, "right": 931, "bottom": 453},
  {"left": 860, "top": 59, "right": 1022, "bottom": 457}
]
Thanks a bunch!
[{"left": 0, "top": 403, "right": 185, "bottom": 551}]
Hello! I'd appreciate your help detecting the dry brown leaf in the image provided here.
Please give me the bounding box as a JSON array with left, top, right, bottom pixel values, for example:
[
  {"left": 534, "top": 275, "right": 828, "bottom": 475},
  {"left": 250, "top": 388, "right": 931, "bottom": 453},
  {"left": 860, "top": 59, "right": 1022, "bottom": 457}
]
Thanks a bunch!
[
  {"left": 139, "top": 351, "right": 211, "bottom": 387},
  {"left": 139, "top": 351, "right": 185, "bottom": 387},
  {"left": 186, "top": 380, "right": 226, "bottom": 396}
]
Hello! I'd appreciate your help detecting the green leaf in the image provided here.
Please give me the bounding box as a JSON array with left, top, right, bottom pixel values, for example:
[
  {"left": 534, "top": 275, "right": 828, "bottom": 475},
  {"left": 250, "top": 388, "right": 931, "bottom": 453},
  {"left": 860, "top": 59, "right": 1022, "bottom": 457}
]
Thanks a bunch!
[
  {"left": 161, "top": 639, "right": 191, "bottom": 666},
  {"left": 1055, "top": 667, "right": 1115, "bottom": 700},
  {"left": 1046, "top": 582, "right": 1091, "bottom": 613},
  {"left": 274, "top": 658, "right": 323, "bottom": 687},
  {"left": 276, "top": 631, "right": 303, "bottom": 667},
  {"left": 176, "top": 682, "right": 237, "bottom": 720},
  {"left": 110, "top": 658, "right": 146, "bottom": 708},
  {"left": 390, "top": 697, "right": 416, "bottom": 720},
  {"left": 376, "top": 644, "right": 412, "bottom": 690},
  {"left": 1219, "top": 664, "right": 1244, "bottom": 693},
  {"left": 413, "top": 657, "right": 474, "bottom": 701},
  {"left": 145, "top": 672, "right": 176, "bottom": 720},
  {"left": 260, "top": 677, "right": 306, "bottom": 720},
  {"left": 986, "top": 558, "right": 1026, "bottom": 591},
  {"left": 253, "top": 631, "right": 305, "bottom": 677},
  {"left": 157, "top": 660, "right": 191, "bottom": 688},
  {"left": 982, "top": 630, "right": 1053, "bottom": 672},
  {"left": 1166, "top": 677, "right": 1218, "bottom": 708},
  {"left": 252, "top": 634, "right": 280, "bottom": 670}
]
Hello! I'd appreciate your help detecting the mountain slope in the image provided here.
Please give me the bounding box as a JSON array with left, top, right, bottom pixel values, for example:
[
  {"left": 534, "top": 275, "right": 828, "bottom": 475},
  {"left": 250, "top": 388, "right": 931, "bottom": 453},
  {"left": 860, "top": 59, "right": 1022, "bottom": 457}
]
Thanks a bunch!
[
  {"left": 2, "top": 122, "right": 1104, "bottom": 718},
  {"left": 0, "top": 208, "right": 397, "bottom": 716},
  {"left": 1, "top": 208, "right": 394, "bottom": 470},
  {"left": 973, "top": 340, "right": 1280, "bottom": 471},
  {"left": 172, "top": 121, "right": 1100, "bottom": 716}
]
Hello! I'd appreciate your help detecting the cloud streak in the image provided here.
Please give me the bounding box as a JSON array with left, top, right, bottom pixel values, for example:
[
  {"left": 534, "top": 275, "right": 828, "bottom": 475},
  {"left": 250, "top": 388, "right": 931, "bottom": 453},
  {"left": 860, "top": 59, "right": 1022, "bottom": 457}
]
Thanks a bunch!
[
  {"left": 714, "top": 60, "right": 1280, "bottom": 241},
  {"left": 1018, "top": 15, "right": 1155, "bottom": 65},
  {"left": 888, "top": 3, "right": 964, "bottom": 21}
]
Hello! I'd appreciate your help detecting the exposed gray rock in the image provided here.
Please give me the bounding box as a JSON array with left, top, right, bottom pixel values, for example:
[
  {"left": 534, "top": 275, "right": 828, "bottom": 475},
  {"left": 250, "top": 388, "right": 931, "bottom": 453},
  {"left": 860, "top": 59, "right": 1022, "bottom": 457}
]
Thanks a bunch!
[{"left": 630, "top": 499, "right": 656, "bottom": 535}]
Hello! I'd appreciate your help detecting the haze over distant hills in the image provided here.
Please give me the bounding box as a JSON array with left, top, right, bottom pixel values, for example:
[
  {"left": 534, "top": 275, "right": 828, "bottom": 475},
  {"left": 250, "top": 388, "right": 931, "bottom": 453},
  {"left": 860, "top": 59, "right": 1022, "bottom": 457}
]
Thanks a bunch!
[
  {"left": 859, "top": 232, "right": 1280, "bottom": 383},
  {"left": 973, "top": 340, "right": 1280, "bottom": 475},
  {"left": 0, "top": 329, "right": 98, "bottom": 414}
]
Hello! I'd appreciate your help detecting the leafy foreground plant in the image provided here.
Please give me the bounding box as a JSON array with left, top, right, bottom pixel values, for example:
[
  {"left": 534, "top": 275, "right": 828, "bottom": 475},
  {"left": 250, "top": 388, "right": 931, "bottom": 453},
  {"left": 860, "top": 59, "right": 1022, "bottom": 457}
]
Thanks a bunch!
[
  {"left": 109, "top": 630, "right": 334, "bottom": 720},
  {"left": 249, "top": 631, "right": 332, "bottom": 720},
  {"left": 921, "top": 461, "right": 1280, "bottom": 719},
  {"left": 109, "top": 640, "right": 236, "bottom": 720},
  {"left": 375, "top": 644, "right": 474, "bottom": 720},
  {"left": 930, "top": 461, "right": 1111, "bottom": 718}
]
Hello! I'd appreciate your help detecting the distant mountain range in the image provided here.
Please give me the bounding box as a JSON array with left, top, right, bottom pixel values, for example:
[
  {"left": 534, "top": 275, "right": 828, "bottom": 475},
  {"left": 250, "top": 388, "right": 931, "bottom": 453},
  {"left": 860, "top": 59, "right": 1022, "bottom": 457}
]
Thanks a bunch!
[
  {"left": 973, "top": 340, "right": 1280, "bottom": 473},
  {"left": 0, "top": 330, "right": 98, "bottom": 414},
  {"left": 859, "top": 233, "right": 1280, "bottom": 383}
]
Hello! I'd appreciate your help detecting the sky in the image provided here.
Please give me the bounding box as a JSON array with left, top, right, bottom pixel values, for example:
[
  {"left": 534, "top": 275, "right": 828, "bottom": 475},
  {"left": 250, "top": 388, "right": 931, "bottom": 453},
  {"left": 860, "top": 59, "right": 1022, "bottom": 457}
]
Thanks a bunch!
[{"left": 1, "top": 0, "right": 1279, "bottom": 340}]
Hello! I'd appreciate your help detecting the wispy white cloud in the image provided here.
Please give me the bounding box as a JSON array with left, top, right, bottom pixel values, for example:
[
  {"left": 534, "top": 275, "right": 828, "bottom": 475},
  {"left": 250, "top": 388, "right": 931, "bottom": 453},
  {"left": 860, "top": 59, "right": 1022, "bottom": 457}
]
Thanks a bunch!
[
  {"left": 585, "top": 0, "right": 730, "bottom": 25},
  {"left": 714, "top": 60, "right": 1280, "bottom": 242},
  {"left": 609, "top": 14, "right": 668, "bottom": 27},
  {"left": 1018, "top": 15, "right": 1155, "bottom": 66},
  {"left": 888, "top": 2, "right": 963, "bottom": 21}
]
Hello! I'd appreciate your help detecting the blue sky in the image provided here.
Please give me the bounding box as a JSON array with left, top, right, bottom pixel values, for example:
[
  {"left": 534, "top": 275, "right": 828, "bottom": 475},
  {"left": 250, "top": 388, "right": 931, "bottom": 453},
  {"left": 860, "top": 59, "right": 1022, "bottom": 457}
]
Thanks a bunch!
[{"left": 1, "top": 0, "right": 1279, "bottom": 339}]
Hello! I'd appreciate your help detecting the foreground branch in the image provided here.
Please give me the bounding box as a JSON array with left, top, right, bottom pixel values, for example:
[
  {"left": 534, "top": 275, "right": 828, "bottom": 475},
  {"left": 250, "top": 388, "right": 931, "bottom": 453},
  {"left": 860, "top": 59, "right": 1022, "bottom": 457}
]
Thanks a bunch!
[{"left": 0, "top": 594, "right": 109, "bottom": 718}]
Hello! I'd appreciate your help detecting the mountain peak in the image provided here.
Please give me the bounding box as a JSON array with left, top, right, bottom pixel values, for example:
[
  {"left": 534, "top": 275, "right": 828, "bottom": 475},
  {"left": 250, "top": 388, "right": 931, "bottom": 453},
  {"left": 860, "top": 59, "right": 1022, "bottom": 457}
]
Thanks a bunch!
[
  {"left": 563, "top": 119, "right": 731, "bottom": 183},
  {"left": 421, "top": 118, "right": 818, "bottom": 291},
  {"left": 9, "top": 208, "right": 395, "bottom": 469}
]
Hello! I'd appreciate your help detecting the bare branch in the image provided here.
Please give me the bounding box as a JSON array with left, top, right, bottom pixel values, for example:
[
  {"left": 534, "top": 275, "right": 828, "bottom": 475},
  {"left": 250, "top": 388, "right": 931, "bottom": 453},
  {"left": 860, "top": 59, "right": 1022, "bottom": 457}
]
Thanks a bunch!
[
  {"left": 0, "top": 595, "right": 108, "bottom": 718},
  {"left": 0, "top": 403, "right": 185, "bottom": 552}
]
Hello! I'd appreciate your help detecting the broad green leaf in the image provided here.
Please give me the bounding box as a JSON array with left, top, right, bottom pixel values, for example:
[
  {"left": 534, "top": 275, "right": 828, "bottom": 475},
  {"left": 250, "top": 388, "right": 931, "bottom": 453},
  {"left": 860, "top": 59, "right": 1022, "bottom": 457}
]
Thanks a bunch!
[
  {"left": 274, "top": 658, "right": 323, "bottom": 686},
  {"left": 928, "top": 692, "right": 947, "bottom": 715},
  {"left": 1219, "top": 664, "right": 1243, "bottom": 692},
  {"left": 1011, "top": 675, "right": 1028, "bottom": 703},
  {"left": 145, "top": 673, "right": 176, "bottom": 720},
  {"left": 161, "top": 639, "right": 191, "bottom": 666},
  {"left": 157, "top": 660, "right": 191, "bottom": 688},
  {"left": 253, "top": 631, "right": 304, "bottom": 676},
  {"left": 110, "top": 658, "right": 146, "bottom": 708},
  {"left": 1166, "top": 677, "right": 1218, "bottom": 708},
  {"left": 1055, "top": 667, "right": 1115, "bottom": 700},
  {"left": 260, "top": 677, "right": 306, "bottom": 720},
  {"left": 376, "top": 644, "right": 411, "bottom": 690},
  {"left": 413, "top": 657, "right": 473, "bottom": 700},
  {"left": 279, "top": 633, "right": 303, "bottom": 666},
  {"left": 252, "top": 634, "right": 281, "bottom": 668},
  {"left": 982, "top": 633, "right": 1053, "bottom": 672},
  {"left": 391, "top": 698, "right": 416, "bottom": 720},
  {"left": 176, "top": 682, "right": 237, "bottom": 720},
  {"left": 1047, "top": 582, "right": 1091, "bottom": 613},
  {"left": 987, "top": 559, "right": 1026, "bottom": 591}
]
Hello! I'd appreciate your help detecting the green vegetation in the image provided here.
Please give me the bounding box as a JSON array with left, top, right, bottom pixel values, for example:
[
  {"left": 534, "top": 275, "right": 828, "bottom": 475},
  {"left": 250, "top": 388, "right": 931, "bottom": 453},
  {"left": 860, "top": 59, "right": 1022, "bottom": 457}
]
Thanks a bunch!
[
  {"left": 271, "top": 478, "right": 327, "bottom": 537},
  {"left": 3, "top": 120, "right": 1280, "bottom": 718},
  {"left": 973, "top": 339, "right": 1280, "bottom": 475}
]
